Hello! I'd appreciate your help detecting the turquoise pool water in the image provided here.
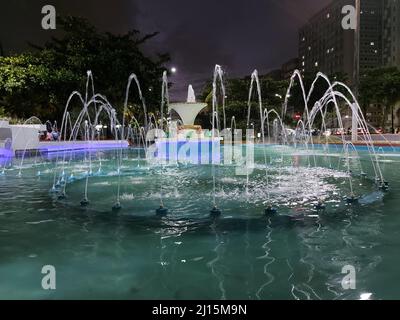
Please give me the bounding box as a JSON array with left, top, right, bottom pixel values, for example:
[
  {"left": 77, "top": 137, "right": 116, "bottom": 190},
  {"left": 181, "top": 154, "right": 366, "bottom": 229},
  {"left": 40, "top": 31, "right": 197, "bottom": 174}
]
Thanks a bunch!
[{"left": 0, "top": 145, "right": 399, "bottom": 299}]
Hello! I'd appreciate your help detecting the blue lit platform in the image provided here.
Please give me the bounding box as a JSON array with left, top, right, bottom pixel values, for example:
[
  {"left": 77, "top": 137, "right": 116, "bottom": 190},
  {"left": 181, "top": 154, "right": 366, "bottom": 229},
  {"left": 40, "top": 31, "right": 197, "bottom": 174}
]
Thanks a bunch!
[
  {"left": 37, "top": 140, "right": 129, "bottom": 154},
  {"left": 153, "top": 138, "right": 221, "bottom": 164}
]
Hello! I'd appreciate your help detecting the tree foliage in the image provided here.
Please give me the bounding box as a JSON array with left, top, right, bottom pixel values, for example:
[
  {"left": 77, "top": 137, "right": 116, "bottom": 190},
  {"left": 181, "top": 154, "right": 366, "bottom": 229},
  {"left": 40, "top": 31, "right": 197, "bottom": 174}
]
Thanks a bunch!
[
  {"left": 360, "top": 67, "right": 400, "bottom": 129},
  {"left": 0, "top": 16, "right": 170, "bottom": 122}
]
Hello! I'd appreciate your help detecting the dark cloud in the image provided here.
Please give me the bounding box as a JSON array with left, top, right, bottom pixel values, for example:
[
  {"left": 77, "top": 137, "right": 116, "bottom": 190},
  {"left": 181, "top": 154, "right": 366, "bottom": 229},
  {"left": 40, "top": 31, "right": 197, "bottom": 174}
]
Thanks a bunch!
[
  {"left": 0, "top": 0, "right": 331, "bottom": 100},
  {"left": 0, "top": 0, "right": 139, "bottom": 52}
]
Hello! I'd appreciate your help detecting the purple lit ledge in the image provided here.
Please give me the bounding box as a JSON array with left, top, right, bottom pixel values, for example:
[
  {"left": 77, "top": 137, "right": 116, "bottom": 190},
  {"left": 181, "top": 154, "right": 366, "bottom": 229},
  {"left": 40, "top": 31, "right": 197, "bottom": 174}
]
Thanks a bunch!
[
  {"left": 0, "top": 148, "right": 13, "bottom": 166},
  {"left": 0, "top": 148, "right": 13, "bottom": 158},
  {"left": 38, "top": 140, "right": 129, "bottom": 153}
]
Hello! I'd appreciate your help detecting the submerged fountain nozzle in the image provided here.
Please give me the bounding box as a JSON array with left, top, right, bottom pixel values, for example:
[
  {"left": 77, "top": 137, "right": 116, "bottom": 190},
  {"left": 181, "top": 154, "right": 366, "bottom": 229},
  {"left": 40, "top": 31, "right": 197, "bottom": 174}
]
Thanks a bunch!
[
  {"left": 112, "top": 202, "right": 122, "bottom": 211},
  {"left": 80, "top": 198, "right": 90, "bottom": 207},
  {"left": 379, "top": 181, "right": 389, "bottom": 191},
  {"left": 58, "top": 192, "right": 66, "bottom": 200},
  {"left": 265, "top": 205, "right": 277, "bottom": 216},
  {"left": 346, "top": 194, "right": 358, "bottom": 204},
  {"left": 210, "top": 206, "right": 222, "bottom": 217},
  {"left": 156, "top": 205, "right": 169, "bottom": 216},
  {"left": 315, "top": 200, "right": 326, "bottom": 210}
]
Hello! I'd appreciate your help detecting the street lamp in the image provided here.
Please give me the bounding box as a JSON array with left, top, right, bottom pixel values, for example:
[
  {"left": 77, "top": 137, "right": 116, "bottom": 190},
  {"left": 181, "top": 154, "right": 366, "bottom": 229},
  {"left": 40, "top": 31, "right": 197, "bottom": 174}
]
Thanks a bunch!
[{"left": 170, "top": 67, "right": 177, "bottom": 74}]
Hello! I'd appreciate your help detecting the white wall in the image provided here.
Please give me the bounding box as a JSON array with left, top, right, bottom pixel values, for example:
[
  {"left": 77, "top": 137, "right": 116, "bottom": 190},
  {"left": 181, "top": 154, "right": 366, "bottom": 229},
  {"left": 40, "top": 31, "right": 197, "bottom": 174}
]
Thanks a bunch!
[
  {"left": 10, "top": 125, "right": 41, "bottom": 151},
  {"left": 0, "top": 120, "right": 43, "bottom": 152}
]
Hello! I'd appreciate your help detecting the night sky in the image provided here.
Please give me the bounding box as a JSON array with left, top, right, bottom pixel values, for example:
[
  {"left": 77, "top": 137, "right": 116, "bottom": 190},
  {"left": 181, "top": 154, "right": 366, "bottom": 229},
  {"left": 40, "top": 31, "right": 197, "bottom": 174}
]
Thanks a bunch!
[{"left": 0, "top": 0, "right": 331, "bottom": 100}]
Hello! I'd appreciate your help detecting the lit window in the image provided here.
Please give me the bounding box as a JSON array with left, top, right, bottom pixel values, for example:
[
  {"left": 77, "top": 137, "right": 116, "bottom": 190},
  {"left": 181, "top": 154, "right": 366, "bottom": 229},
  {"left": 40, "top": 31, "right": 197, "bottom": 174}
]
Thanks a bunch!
[
  {"left": 308, "top": 46, "right": 311, "bottom": 51},
  {"left": 371, "top": 42, "right": 375, "bottom": 46},
  {"left": 302, "top": 61, "right": 305, "bottom": 66},
  {"left": 315, "top": 61, "right": 319, "bottom": 67},
  {"left": 327, "top": 13, "right": 330, "bottom": 19}
]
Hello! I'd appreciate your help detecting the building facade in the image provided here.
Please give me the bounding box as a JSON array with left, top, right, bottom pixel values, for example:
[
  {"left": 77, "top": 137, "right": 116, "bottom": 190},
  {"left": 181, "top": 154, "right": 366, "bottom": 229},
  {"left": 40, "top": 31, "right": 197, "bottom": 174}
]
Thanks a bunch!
[
  {"left": 383, "top": 0, "right": 400, "bottom": 66},
  {"left": 298, "top": 0, "right": 400, "bottom": 131},
  {"left": 299, "top": 0, "right": 384, "bottom": 82}
]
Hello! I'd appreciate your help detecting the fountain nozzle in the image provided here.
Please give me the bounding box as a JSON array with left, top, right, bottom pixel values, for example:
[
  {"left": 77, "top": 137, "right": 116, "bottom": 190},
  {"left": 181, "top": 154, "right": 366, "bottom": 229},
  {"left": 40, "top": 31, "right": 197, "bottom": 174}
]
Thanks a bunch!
[
  {"left": 210, "top": 206, "right": 221, "bottom": 216},
  {"left": 379, "top": 181, "right": 389, "bottom": 191},
  {"left": 112, "top": 202, "right": 122, "bottom": 211},
  {"left": 346, "top": 194, "right": 358, "bottom": 204},
  {"left": 156, "top": 204, "right": 169, "bottom": 216},
  {"left": 58, "top": 192, "right": 66, "bottom": 200},
  {"left": 315, "top": 200, "right": 326, "bottom": 210},
  {"left": 265, "top": 205, "right": 277, "bottom": 215},
  {"left": 80, "top": 198, "right": 90, "bottom": 206}
]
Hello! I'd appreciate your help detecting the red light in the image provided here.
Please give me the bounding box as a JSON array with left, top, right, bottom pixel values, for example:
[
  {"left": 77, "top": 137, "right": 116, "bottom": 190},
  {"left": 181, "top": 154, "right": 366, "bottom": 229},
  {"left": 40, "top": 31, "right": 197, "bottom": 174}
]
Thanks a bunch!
[{"left": 294, "top": 113, "right": 301, "bottom": 121}]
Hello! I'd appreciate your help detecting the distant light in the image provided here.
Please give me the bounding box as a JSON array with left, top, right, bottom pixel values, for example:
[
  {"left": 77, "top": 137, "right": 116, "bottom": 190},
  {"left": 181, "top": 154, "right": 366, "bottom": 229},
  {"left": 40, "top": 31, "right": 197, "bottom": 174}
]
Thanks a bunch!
[
  {"left": 360, "top": 293, "right": 372, "bottom": 300},
  {"left": 171, "top": 67, "right": 177, "bottom": 74}
]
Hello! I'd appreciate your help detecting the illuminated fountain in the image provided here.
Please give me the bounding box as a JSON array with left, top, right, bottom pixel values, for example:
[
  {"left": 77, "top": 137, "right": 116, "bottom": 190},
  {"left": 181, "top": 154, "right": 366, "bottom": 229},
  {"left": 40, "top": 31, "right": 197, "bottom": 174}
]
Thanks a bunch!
[
  {"left": 0, "top": 65, "right": 390, "bottom": 219},
  {"left": 169, "top": 85, "right": 207, "bottom": 126}
]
